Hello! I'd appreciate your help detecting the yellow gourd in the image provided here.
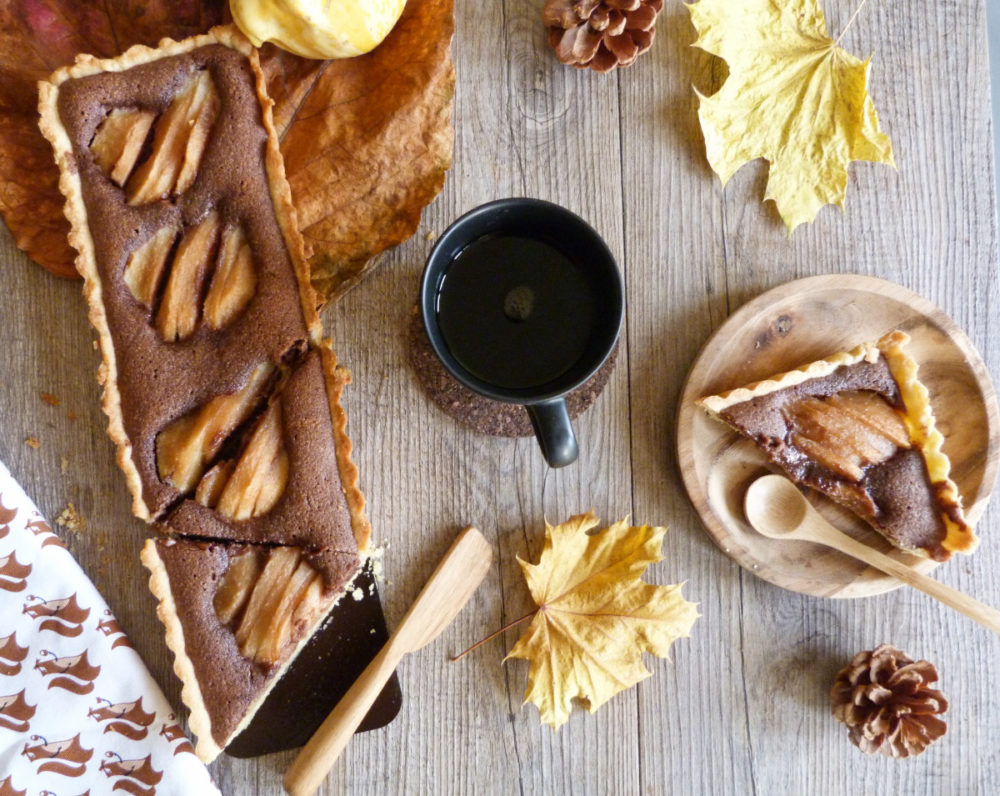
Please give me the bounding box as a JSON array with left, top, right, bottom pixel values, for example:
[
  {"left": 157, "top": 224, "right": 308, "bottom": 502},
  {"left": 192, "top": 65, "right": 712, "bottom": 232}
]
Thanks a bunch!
[{"left": 230, "top": 0, "right": 406, "bottom": 59}]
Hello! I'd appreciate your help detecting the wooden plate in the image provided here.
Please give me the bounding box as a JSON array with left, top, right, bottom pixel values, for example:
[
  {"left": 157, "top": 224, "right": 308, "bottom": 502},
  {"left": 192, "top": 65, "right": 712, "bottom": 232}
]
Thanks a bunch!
[{"left": 677, "top": 274, "right": 1000, "bottom": 598}]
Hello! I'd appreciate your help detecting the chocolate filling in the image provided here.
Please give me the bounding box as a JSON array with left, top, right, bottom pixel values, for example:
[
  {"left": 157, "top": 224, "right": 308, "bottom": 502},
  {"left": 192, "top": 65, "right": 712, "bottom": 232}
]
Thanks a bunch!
[
  {"left": 720, "top": 358, "right": 950, "bottom": 559},
  {"left": 57, "top": 46, "right": 311, "bottom": 519}
]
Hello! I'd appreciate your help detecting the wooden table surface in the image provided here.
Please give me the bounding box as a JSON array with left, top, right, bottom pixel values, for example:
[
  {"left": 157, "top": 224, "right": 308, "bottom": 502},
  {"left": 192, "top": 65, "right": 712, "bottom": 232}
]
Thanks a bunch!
[{"left": 1, "top": 1, "right": 998, "bottom": 793}]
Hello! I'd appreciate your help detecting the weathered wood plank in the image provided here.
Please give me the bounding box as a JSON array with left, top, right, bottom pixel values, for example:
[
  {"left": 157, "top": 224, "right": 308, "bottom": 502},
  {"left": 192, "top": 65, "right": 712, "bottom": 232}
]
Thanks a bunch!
[
  {"left": 623, "top": 1, "right": 1000, "bottom": 794},
  {"left": 0, "top": 0, "right": 996, "bottom": 793}
]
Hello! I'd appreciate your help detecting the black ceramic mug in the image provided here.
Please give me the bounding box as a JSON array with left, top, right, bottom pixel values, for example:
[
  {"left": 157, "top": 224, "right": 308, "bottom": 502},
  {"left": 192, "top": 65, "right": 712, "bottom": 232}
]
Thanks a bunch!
[{"left": 420, "top": 198, "right": 624, "bottom": 468}]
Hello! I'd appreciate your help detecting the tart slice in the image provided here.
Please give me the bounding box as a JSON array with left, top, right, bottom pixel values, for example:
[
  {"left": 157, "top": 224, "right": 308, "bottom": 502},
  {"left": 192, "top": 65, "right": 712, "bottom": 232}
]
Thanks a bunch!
[
  {"left": 157, "top": 344, "right": 369, "bottom": 554},
  {"left": 698, "top": 331, "right": 975, "bottom": 561},
  {"left": 141, "top": 537, "right": 360, "bottom": 762}
]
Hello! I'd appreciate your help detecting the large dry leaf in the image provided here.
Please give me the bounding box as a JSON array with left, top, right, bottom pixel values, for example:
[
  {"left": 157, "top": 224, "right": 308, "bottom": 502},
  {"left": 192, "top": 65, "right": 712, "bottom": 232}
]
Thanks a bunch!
[
  {"left": 506, "top": 512, "right": 699, "bottom": 729},
  {"left": 280, "top": 0, "right": 455, "bottom": 301},
  {"left": 0, "top": 1, "right": 454, "bottom": 301},
  {"left": 688, "top": 0, "right": 894, "bottom": 233}
]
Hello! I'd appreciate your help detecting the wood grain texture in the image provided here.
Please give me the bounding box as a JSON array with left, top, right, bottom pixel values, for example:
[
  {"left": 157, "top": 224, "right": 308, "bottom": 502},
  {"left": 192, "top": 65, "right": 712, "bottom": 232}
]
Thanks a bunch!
[{"left": 0, "top": 0, "right": 997, "bottom": 794}]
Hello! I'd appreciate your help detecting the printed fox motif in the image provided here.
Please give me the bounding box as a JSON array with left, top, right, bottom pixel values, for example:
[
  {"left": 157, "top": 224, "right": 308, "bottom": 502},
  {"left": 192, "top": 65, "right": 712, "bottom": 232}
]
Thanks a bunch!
[
  {"left": 34, "top": 650, "right": 101, "bottom": 694},
  {"left": 160, "top": 716, "right": 195, "bottom": 756},
  {"left": 21, "top": 733, "right": 93, "bottom": 778},
  {"left": 0, "top": 690, "right": 36, "bottom": 733},
  {"left": 23, "top": 593, "right": 91, "bottom": 637},
  {"left": 25, "top": 516, "right": 66, "bottom": 549},
  {"left": 0, "top": 774, "right": 26, "bottom": 796},
  {"left": 98, "top": 610, "right": 132, "bottom": 649},
  {"left": 0, "top": 634, "right": 28, "bottom": 677},
  {"left": 100, "top": 752, "right": 162, "bottom": 796},
  {"left": 0, "top": 495, "right": 17, "bottom": 540},
  {"left": 89, "top": 697, "right": 155, "bottom": 740},
  {"left": 0, "top": 553, "right": 31, "bottom": 593}
]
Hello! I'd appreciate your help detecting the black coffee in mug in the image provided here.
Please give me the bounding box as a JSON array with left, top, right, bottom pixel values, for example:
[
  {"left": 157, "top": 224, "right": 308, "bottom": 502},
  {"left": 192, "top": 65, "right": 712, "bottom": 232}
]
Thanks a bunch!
[
  {"left": 435, "top": 234, "right": 597, "bottom": 390},
  {"left": 421, "top": 198, "right": 623, "bottom": 468}
]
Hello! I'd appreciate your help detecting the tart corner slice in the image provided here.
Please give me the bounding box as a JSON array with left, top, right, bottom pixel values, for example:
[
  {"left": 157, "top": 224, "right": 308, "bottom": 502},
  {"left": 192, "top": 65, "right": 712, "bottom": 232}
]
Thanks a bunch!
[
  {"left": 159, "top": 344, "right": 369, "bottom": 553},
  {"left": 698, "top": 331, "right": 975, "bottom": 560},
  {"left": 141, "top": 536, "right": 360, "bottom": 762}
]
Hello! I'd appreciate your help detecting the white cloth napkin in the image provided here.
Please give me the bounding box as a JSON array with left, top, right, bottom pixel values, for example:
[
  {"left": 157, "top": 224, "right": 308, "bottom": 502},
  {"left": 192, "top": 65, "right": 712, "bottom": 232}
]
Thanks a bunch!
[{"left": 0, "top": 459, "right": 219, "bottom": 795}]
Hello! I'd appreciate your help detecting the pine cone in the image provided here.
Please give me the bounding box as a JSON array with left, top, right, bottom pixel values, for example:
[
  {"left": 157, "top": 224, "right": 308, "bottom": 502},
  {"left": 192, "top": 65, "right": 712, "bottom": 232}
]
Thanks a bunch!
[
  {"left": 831, "top": 644, "right": 948, "bottom": 758},
  {"left": 543, "top": 0, "right": 664, "bottom": 73}
]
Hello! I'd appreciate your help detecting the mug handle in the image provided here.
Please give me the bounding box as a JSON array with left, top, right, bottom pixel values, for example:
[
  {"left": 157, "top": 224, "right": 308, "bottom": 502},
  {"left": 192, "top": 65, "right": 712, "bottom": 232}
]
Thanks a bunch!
[{"left": 526, "top": 398, "right": 579, "bottom": 468}]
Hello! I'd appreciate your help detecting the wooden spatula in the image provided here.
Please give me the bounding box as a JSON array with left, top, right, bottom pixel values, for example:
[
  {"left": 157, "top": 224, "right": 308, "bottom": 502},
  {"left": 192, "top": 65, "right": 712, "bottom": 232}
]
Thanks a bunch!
[{"left": 284, "top": 525, "right": 493, "bottom": 796}]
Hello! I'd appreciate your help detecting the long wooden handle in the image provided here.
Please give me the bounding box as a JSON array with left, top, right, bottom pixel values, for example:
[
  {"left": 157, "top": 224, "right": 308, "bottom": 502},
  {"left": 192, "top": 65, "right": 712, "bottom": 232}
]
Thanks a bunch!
[
  {"left": 816, "top": 526, "right": 1000, "bottom": 635},
  {"left": 284, "top": 526, "right": 492, "bottom": 796},
  {"left": 284, "top": 638, "right": 406, "bottom": 796}
]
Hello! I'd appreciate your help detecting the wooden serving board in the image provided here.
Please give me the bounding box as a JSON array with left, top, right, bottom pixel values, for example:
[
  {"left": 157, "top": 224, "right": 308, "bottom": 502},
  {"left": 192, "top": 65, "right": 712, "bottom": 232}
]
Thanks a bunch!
[{"left": 677, "top": 274, "right": 1000, "bottom": 598}]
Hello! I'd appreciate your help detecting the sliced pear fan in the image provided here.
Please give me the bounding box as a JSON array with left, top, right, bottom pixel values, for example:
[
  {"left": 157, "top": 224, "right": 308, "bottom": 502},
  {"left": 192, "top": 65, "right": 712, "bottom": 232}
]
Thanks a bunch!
[
  {"left": 127, "top": 70, "right": 220, "bottom": 205},
  {"left": 212, "top": 400, "right": 289, "bottom": 521},
  {"left": 204, "top": 225, "right": 256, "bottom": 330},
  {"left": 156, "top": 362, "right": 274, "bottom": 492},
  {"left": 156, "top": 210, "right": 222, "bottom": 342},
  {"left": 214, "top": 546, "right": 325, "bottom": 666}
]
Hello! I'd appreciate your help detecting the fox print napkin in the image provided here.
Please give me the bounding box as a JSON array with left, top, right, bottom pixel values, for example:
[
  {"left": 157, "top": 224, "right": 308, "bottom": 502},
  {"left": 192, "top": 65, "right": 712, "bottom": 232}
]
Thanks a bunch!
[{"left": 0, "top": 459, "right": 219, "bottom": 795}]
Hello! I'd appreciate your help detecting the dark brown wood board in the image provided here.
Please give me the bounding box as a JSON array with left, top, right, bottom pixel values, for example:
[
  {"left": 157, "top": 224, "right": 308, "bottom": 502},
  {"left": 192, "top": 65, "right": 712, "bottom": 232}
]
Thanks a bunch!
[{"left": 228, "top": 568, "right": 401, "bottom": 757}]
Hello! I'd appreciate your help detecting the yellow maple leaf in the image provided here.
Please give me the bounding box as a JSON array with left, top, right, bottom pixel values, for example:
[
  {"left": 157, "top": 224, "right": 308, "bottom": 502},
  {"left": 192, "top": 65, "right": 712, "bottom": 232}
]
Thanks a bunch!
[
  {"left": 688, "top": 0, "right": 895, "bottom": 232},
  {"left": 505, "top": 512, "right": 699, "bottom": 729}
]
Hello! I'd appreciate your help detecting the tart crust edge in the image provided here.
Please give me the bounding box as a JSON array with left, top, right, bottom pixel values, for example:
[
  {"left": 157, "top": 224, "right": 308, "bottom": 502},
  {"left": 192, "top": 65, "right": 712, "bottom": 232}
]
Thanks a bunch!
[
  {"left": 877, "top": 332, "right": 976, "bottom": 555},
  {"left": 318, "top": 342, "right": 373, "bottom": 553},
  {"left": 140, "top": 538, "right": 222, "bottom": 763}
]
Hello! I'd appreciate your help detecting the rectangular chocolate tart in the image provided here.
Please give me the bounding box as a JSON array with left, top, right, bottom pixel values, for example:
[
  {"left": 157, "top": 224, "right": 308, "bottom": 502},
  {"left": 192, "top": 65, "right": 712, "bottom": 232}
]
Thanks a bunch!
[
  {"left": 38, "top": 25, "right": 322, "bottom": 525},
  {"left": 38, "top": 26, "right": 376, "bottom": 761}
]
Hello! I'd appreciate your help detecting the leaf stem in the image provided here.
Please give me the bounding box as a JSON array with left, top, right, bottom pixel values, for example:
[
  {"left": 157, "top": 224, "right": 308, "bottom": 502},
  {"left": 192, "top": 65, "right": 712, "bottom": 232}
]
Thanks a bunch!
[
  {"left": 450, "top": 610, "right": 537, "bottom": 662},
  {"left": 835, "top": 0, "right": 871, "bottom": 45}
]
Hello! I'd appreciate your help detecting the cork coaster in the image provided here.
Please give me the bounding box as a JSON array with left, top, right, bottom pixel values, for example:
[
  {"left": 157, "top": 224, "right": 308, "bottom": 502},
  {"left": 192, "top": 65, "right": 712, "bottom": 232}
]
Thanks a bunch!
[{"left": 408, "top": 307, "right": 619, "bottom": 437}]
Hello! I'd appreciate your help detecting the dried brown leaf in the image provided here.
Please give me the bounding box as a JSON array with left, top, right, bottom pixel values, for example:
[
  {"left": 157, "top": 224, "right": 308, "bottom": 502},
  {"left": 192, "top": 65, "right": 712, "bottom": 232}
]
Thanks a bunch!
[
  {"left": 0, "top": 0, "right": 454, "bottom": 302},
  {"left": 275, "top": 0, "right": 455, "bottom": 301},
  {"left": 0, "top": 0, "right": 226, "bottom": 278}
]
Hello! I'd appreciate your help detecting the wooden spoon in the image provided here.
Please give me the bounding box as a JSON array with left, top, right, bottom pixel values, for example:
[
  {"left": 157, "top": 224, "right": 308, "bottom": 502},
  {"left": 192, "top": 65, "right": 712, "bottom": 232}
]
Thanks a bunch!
[
  {"left": 744, "top": 474, "right": 1000, "bottom": 635},
  {"left": 284, "top": 526, "right": 493, "bottom": 796}
]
